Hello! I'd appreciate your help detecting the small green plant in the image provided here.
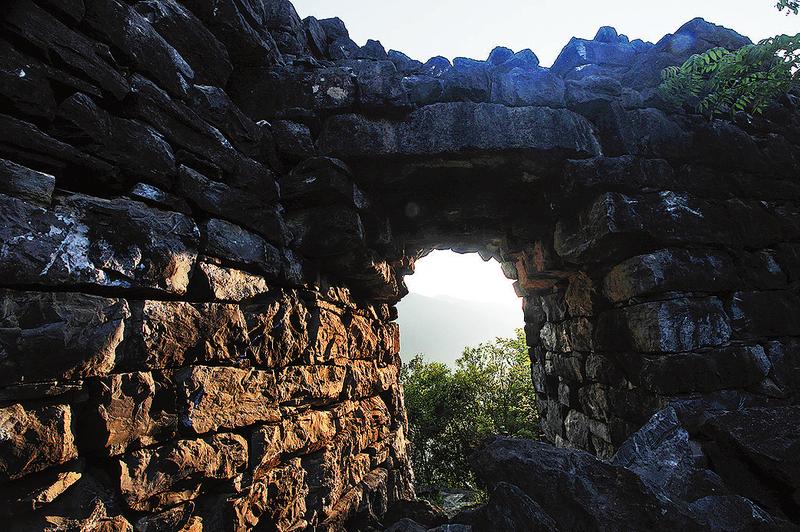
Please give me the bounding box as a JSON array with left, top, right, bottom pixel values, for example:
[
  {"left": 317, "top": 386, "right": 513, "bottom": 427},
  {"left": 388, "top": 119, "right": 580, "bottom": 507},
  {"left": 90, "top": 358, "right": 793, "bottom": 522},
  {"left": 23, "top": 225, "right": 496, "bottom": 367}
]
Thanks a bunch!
[
  {"left": 777, "top": 0, "right": 800, "bottom": 14},
  {"left": 660, "top": 34, "right": 800, "bottom": 117},
  {"left": 660, "top": 1, "right": 800, "bottom": 118}
]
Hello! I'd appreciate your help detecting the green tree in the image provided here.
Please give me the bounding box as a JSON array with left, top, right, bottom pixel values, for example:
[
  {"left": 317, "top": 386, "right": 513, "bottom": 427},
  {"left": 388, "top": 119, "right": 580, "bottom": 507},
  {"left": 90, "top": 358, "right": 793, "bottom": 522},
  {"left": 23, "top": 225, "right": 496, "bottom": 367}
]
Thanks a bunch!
[
  {"left": 400, "top": 329, "right": 540, "bottom": 491},
  {"left": 660, "top": 2, "right": 800, "bottom": 117},
  {"left": 778, "top": 0, "right": 800, "bottom": 15}
]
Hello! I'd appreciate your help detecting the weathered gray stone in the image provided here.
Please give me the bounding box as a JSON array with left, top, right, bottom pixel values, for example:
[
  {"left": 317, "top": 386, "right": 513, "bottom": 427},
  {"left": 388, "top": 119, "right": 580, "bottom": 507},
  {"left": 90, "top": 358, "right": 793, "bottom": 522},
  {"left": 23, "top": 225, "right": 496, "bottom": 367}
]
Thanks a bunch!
[
  {"left": 82, "top": 0, "right": 194, "bottom": 98},
  {"left": 319, "top": 103, "right": 601, "bottom": 160},
  {"left": 287, "top": 206, "right": 365, "bottom": 257},
  {"left": 471, "top": 437, "right": 690, "bottom": 531},
  {"left": 490, "top": 68, "right": 566, "bottom": 108},
  {"left": 1, "top": 0, "right": 129, "bottom": 99},
  {"left": 0, "top": 159, "right": 55, "bottom": 205},
  {"left": 56, "top": 92, "right": 176, "bottom": 188},
  {"left": 0, "top": 290, "right": 128, "bottom": 385},
  {"left": 179, "top": 0, "right": 281, "bottom": 67},
  {"left": 0, "top": 193, "right": 199, "bottom": 294},
  {"left": 604, "top": 249, "right": 739, "bottom": 303},
  {"left": 638, "top": 345, "right": 770, "bottom": 394},
  {"left": 202, "top": 218, "right": 286, "bottom": 278},
  {"left": 727, "top": 290, "right": 800, "bottom": 338},
  {"left": 134, "top": 0, "right": 232, "bottom": 87},
  {"left": 177, "top": 164, "right": 286, "bottom": 245},
  {"left": 596, "top": 298, "right": 731, "bottom": 353}
]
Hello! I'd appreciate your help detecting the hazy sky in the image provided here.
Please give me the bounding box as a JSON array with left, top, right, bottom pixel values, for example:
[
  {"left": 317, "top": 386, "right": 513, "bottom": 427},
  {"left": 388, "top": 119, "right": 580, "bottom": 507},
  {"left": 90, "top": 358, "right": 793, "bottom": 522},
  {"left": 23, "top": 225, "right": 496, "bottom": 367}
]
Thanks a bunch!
[
  {"left": 292, "top": 0, "right": 798, "bottom": 67},
  {"left": 405, "top": 250, "right": 518, "bottom": 304}
]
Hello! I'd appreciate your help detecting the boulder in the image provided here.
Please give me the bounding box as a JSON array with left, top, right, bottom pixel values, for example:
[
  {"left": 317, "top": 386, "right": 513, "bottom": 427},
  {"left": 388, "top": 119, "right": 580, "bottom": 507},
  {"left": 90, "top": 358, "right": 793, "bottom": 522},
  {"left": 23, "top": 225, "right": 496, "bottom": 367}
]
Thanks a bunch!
[
  {"left": 0, "top": 113, "right": 116, "bottom": 181},
  {"left": 262, "top": 0, "right": 307, "bottom": 55},
  {"left": 177, "top": 165, "right": 287, "bottom": 245},
  {"left": 483, "top": 482, "right": 559, "bottom": 532},
  {"left": 10, "top": 468, "right": 132, "bottom": 530},
  {"left": 357, "top": 39, "right": 388, "bottom": 60},
  {"left": 471, "top": 437, "right": 690, "bottom": 531},
  {"left": 271, "top": 120, "right": 315, "bottom": 161},
  {"left": 202, "top": 218, "right": 286, "bottom": 278},
  {"left": 603, "top": 248, "right": 739, "bottom": 303},
  {"left": 129, "top": 182, "right": 191, "bottom": 214},
  {"left": 487, "top": 46, "right": 514, "bottom": 65},
  {"left": 0, "top": 40, "right": 57, "bottom": 121},
  {"left": 231, "top": 65, "right": 356, "bottom": 120},
  {"left": 498, "top": 49, "right": 540, "bottom": 71},
  {"left": 0, "top": 459, "right": 84, "bottom": 518},
  {"left": 727, "top": 290, "right": 800, "bottom": 337},
  {"left": 554, "top": 191, "right": 780, "bottom": 263},
  {"left": 280, "top": 157, "right": 362, "bottom": 209},
  {"left": 551, "top": 36, "right": 640, "bottom": 77},
  {"left": 612, "top": 407, "right": 722, "bottom": 501},
  {"left": 699, "top": 406, "right": 800, "bottom": 517},
  {"left": 596, "top": 297, "right": 731, "bottom": 353},
  {"left": 342, "top": 60, "right": 409, "bottom": 110},
  {"left": 128, "top": 75, "right": 240, "bottom": 174},
  {"left": 388, "top": 50, "right": 423, "bottom": 74},
  {"left": 422, "top": 56, "right": 452, "bottom": 77},
  {"left": 287, "top": 206, "right": 365, "bottom": 257},
  {"left": 186, "top": 85, "right": 263, "bottom": 157},
  {"left": 383, "top": 499, "right": 447, "bottom": 529},
  {"left": 123, "top": 299, "right": 248, "bottom": 369},
  {"left": 303, "top": 16, "right": 328, "bottom": 58},
  {"left": 637, "top": 345, "right": 770, "bottom": 394},
  {"left": 401, "top": 75, "right": 444, "bottom": 105}
]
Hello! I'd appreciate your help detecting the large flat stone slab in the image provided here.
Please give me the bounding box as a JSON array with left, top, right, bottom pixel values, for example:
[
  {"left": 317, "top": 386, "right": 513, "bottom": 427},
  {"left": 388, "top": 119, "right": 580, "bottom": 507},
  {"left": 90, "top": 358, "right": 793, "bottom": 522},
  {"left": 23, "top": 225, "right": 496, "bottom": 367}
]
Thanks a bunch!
[{"left": 319, "top": 102, "right": 601, "bottom": 160}]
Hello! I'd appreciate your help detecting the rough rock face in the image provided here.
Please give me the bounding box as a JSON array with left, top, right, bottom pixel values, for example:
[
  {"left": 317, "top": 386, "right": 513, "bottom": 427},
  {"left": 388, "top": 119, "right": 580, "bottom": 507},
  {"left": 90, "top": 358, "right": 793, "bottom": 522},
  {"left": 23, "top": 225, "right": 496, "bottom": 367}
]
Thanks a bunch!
[
  {"left": 1, "top": 0, "right": 800, "bottom": 530},
  {"left": 427, "top": 407, "right": 800, "bottom": 531}
]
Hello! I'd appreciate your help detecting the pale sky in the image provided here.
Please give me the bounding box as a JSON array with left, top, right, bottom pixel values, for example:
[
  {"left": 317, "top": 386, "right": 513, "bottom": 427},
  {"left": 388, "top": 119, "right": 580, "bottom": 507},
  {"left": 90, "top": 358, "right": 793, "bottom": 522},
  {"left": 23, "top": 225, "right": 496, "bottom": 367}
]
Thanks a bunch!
[
  {"left": 405, "top": 250, "right": 518, "bottom": 304},
  {"left": 292, "top": 0, "right": 799, "bottom": 67}
]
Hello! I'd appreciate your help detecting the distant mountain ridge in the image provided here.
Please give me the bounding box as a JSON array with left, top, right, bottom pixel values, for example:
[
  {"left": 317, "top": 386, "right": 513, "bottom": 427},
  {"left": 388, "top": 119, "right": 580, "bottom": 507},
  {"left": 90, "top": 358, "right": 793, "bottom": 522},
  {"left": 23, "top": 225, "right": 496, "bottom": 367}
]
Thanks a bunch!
[{"left": 396, "top": 293, "right": 524, "bottom": 366}]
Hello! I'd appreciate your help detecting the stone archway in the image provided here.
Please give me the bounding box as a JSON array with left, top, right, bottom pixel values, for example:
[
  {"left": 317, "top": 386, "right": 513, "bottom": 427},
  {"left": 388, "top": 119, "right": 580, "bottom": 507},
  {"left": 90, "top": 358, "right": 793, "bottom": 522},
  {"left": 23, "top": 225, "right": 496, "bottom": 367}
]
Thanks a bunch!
[{"left": 0, "top": 0, "right": 799, "bottom": 530}]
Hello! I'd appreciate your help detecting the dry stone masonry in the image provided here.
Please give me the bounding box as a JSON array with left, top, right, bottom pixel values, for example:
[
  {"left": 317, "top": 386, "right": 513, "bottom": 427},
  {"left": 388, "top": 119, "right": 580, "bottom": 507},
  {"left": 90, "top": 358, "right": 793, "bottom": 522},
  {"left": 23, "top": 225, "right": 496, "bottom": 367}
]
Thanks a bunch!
[{"left": 0, "top": 0, "right": 799, "bottom": 530}]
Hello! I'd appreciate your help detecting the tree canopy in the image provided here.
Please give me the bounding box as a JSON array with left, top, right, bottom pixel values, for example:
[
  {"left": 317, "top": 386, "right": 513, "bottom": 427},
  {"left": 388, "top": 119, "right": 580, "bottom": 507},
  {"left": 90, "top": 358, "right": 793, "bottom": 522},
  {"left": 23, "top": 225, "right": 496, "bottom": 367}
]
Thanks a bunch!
[{"left": 400, "top": 329, "right": 540, "bottom": 491}]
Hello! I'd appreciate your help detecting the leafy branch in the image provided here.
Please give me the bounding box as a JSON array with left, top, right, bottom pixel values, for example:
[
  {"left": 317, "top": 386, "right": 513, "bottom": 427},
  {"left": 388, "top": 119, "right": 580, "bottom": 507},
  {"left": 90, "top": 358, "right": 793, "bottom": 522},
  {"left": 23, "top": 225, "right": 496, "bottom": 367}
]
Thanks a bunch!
[
  {"left": 777, "top": 0, "right": 800, "bottom": 14},
  {"left": 660, "top": 34, "right": 800, "bottom": 118}
]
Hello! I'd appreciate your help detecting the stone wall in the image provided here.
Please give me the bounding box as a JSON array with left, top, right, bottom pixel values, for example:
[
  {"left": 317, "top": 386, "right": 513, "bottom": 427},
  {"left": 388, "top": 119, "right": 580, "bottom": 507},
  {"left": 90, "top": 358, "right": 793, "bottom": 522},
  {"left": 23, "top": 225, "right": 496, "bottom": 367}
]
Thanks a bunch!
[{"left": 1, "top": 0, "right": 800, "bottom": 530}]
